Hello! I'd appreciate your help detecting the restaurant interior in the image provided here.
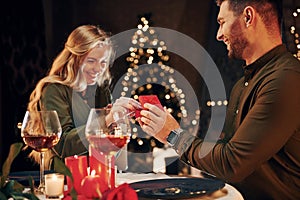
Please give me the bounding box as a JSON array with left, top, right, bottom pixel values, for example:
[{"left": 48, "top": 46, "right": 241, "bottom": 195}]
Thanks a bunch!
[{"left": 0, "top": 0, "right": 299, "bottom": 193}]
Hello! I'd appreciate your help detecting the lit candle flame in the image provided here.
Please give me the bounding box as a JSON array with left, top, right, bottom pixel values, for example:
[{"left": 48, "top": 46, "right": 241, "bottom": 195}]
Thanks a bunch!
[
  {"left": 52, "top": 174, "right": 58, "bottom": 180},
  {"left": 91, "top": 170, "right": 96, "bottom": 176}
]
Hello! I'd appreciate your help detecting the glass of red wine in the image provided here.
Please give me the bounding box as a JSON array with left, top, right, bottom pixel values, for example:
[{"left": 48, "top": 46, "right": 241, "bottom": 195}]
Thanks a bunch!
[
  {"left": 21, "top": 110, "right": 62, "bottom": 194},
  {"left": 85, "top": 108, "right": 131, "bottom": 188}
]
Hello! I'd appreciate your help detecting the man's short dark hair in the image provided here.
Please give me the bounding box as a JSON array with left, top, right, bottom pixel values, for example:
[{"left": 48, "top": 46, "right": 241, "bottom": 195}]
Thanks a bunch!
[{"left": 216, "top": 0, "right": 282, "bottom": 34}]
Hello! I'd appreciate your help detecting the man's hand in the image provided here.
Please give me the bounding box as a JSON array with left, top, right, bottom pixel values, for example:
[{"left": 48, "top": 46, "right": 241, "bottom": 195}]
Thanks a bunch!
[{"left": 139, "top": 103, "right": 180, "bottom": 143}]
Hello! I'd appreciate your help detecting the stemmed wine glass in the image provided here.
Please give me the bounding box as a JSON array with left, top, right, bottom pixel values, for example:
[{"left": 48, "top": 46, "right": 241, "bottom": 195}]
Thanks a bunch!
[
  {"left": 21, "top": 110, "right": 62, "bottom": 194},
  {"left": 85, "top": 108, "right": 131, "bottom": 188}
]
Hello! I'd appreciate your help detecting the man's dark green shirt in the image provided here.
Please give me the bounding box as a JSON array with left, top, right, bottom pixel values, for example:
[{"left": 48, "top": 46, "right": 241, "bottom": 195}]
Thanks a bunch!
[{"left": 176, "top": 45, "right": 300, "bottom": 199}]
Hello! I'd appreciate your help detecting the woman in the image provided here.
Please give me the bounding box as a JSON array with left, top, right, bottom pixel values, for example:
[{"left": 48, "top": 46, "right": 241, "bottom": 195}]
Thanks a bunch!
[{"left": 27, "top": 25, "right": 141, "bottom": 169}]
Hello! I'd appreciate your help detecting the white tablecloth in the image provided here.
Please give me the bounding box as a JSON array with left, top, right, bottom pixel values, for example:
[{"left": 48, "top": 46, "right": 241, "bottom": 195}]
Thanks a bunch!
[{"left": 34, "top": 172, "right": 243, "bottom": 200}]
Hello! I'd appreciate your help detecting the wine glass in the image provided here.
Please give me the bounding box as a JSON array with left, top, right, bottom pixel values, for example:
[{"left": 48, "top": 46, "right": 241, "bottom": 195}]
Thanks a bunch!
[
  {"left": 85, "top": 108, "right": 131, "bottom": 188},
  {"left": 21, "top": 110, "right": 62, "bottom": 194}
]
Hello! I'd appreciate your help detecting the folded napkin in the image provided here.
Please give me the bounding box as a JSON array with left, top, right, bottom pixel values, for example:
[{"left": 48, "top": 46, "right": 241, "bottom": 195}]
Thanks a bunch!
[
  {"left": 63, "top": 183, "right": 137, "bottom": 200},
  {"left": 102, "top": 183, "right": 138, "bottom": 200}
]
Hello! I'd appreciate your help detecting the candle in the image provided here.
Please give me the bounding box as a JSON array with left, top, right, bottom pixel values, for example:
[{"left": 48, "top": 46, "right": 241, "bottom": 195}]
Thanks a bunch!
[
  {"left": 81, "top": 170, "right": 107, "bottom": 199},
  {"left": 65, "top": 155, "right": 88, "bottom": 194},
  {"left": 45, "top": 173, "right": 64, "bottom": 199},
  {"left": 89, "top": 146, "right": 115, "bottom": 189}
]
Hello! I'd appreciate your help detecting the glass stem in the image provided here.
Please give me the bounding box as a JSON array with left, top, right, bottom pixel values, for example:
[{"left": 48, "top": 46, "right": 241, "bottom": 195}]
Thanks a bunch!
[
  {"left": 106, "top": 154, "right": 112, "bottom": 189},
  {"left": 39, "top": 151, "right": 45, "bottom": 192}
]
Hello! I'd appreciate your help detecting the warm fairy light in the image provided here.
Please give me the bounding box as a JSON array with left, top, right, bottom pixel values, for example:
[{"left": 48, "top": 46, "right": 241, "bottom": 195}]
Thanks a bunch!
[
  {"left": 133, "top": 77, "right": 138, "bottom": 82},
  {"left": 132, "top": 134, "right": 137, "bottom": 139},
  {"left": 290, "top": 8, "right": 300, "bottom": 60},
  {"left": 206, "top": 100, "right": 228, "bottom": 107},
  {"left": 149, "top": 29, "right": 155, "bottom": 34},
  {"left": 146, "top": 84, "right": 152, "bottom": 89},
  {"left": 293, "top": 12, "right": 298, "bottom": 17},
  {"left": 133, "top": 127, "right": 138, "bottom": 133},
  {"left": 123, "top": 15, "right": 206, "bottom": 148},
  {"left": 223, "top": 100, "right": 228, "bottom": 106},
  {"left": 138, "top": 139, "right": 144, "bottom": 145}
]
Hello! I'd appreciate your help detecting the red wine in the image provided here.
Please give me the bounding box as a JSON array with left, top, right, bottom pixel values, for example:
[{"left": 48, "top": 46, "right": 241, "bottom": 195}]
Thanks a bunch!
[
  {"left": 23, "top": 135, "right": 59, "bottom": 152},
  {"left": 87, "top": 135, "right": 129, "bottom": 154}
]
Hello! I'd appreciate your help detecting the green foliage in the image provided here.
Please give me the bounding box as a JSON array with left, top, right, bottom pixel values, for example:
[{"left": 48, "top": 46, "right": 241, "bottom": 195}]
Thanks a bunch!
[
  {"left": 1, "top": 143, "right": 79, "bottom": 199},
  {"left": 1, "top": 143, "right": 23, "bottom": 187},
  {"left": 0, "top": 143, "right": 38, "bottom": 199}
]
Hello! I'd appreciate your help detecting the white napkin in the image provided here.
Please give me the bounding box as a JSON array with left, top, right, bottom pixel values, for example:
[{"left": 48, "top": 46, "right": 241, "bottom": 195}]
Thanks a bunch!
[{"left": 116, "top": 172, "right": 171, "bottom": 185}]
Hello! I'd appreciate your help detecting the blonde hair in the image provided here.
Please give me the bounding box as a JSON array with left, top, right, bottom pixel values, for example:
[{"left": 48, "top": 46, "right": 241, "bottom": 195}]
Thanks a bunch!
[{"left": 28, "top": 25, "right": 114, "bottom": 112}]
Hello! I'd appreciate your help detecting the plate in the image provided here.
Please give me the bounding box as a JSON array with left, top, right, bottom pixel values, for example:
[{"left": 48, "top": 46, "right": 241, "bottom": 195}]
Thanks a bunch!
[
  {"left": 8, "top": 170, "right": 54, "bottom": 186},
  {"left": 129, "top": 177, "right": 225, "bottom": 199}
]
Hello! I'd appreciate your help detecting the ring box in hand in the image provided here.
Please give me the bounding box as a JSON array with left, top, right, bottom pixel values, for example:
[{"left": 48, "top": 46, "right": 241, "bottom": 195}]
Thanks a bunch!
[{"left": 135, "top": 95, "right": 163, "bottom": 118}]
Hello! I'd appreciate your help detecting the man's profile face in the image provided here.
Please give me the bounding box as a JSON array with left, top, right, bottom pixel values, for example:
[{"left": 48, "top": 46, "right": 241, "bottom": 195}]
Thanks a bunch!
[{"left": 216, "top": 1, "right": 249, "bottom": 60}]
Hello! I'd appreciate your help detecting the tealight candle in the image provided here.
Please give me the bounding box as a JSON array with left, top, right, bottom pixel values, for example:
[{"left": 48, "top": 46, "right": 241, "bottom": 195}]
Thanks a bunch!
[{"left": 45, "top": 173, "right": 64, "bottom": 199}]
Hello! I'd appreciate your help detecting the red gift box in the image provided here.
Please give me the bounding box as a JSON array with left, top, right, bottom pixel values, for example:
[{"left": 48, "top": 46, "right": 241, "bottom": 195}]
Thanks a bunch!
[{"left": 135, "top": 95, "right": 163, "bottom": 118}]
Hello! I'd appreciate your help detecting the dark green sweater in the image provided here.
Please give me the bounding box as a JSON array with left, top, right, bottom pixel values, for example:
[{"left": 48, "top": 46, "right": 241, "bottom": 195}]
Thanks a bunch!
[{"left": 40, "top": 83, "right": 111, "bottom": 164}]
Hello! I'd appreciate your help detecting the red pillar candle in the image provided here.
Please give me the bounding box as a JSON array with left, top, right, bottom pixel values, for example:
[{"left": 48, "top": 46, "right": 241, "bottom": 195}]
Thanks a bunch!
[
  {"left": 89, "top": 147, "right": 115, "bottom": 189},
  {"left": 65, "top": 155, "right": 88, "bottom": 195},
  {"left": 81, "top": 170, "right": 108, "bottom": 199}
]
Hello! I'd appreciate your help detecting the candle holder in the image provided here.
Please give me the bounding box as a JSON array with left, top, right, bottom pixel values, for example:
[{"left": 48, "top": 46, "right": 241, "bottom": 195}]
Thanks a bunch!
[{"left": 45, "top": 173, "right": 64, "bottom": 199}]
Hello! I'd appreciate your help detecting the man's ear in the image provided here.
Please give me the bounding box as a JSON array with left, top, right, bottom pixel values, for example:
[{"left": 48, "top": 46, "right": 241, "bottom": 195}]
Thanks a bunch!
[{"left": 243, "top": 6, "right": 255, "bottom": 27}]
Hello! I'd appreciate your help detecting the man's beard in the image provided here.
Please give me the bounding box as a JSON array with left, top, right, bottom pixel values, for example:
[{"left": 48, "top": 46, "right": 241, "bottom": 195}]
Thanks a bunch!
[{"left": 227, "top": 20, "right": 248, "bottom": 60}]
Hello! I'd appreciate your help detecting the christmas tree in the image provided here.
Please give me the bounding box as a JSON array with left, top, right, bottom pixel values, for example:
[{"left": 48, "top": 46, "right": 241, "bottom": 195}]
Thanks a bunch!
[{"left": 116, "top": 15, "right": 197, "bottom": 173}]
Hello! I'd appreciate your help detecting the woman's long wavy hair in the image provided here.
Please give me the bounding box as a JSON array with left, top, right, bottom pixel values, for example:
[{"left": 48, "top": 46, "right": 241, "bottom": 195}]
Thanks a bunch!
[{"left": 27, "top": 25, "right": 114, "bottom": 112}]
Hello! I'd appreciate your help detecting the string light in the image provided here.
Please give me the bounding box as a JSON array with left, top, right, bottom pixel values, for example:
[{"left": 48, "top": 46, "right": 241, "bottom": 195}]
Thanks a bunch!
[
  {"left": 206, "top": 100, "right": 228, "bottom": 107},
  {"left": 121, "top": 16, "right": 201, "bottom": 147},
  {"left": 290, "top": 7, "right": 300, "bottom": 60}
]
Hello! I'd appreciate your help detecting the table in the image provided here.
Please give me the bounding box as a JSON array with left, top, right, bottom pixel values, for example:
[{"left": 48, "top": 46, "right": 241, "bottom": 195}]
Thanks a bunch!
[{"left": 33, "top": 172, "right": 243, "bottom": 200}]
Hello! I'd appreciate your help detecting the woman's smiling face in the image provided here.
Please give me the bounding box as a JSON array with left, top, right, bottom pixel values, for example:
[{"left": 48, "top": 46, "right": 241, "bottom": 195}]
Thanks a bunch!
[{"left": 82, "top": 46, "right": 110, "bottom": 85}]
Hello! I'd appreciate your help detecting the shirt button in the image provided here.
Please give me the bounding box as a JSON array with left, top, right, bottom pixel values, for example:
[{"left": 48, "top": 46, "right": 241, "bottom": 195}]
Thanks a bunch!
[
  {"left": 236, "top": 109, "right": 239, "bottom": 114},
  {"left": 244, "top": 82, "right": 249, "bottom": 86}
]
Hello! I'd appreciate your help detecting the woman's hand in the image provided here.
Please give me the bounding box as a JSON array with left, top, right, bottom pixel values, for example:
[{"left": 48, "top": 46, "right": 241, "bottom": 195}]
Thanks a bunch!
[
  {"left": 139, "top": 103, "right": 180, "bottom": 143},
  {"left": 106, "top": 97, "right": 142, "bottom": 125}
]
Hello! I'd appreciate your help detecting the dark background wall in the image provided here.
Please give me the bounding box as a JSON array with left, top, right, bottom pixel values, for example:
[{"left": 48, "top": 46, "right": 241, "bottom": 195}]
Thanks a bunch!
[{"left": 1, "top": 0, "right": 299, "bottom": 171}]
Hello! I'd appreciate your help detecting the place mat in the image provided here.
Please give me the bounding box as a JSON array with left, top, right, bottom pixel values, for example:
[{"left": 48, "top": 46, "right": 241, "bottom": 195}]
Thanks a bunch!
[
  {"left": 129, "top": 177, "right": 225, "bottom": 199},
  {"left": 8, "top": 170, "right": 54, "bottom": 186}
]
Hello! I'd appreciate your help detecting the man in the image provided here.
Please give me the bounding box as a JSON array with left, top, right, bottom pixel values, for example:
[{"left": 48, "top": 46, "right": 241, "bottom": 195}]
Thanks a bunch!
[{"left": 139, "top": 0, "right": 300, "bottom": 199}]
